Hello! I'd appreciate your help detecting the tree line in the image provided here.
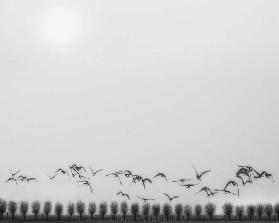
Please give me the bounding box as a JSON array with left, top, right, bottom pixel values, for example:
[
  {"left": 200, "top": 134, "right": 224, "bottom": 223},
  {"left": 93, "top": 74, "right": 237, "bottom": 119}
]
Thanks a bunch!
[{"left": 0, "top": 199, "right": 279, "bottom": 221}]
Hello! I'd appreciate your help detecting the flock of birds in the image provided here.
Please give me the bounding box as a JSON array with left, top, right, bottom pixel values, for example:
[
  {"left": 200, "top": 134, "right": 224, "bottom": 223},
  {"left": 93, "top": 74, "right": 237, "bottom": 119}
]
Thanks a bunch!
[{"left": 4, "top": 164, "right": 275, "bottom": 202}]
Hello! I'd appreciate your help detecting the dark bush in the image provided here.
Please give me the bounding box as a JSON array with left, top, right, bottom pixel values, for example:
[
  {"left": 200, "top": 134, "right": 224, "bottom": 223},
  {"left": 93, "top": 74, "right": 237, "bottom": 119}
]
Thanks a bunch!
[
  {"left": 19, "top": 201, "right": 29, "bottom": 220},
  {"left": 88, "top": 202, "right": 96, "bottom": 220},
  {"left": 175, "top": 203, "right": 183, "bottom": 220},
  {"left": 120, "top": 201, "right": 128, "bottom": 220},
  {"left": 131, "top": 203, "right": 139, "bottom": 221},
  {"left": 152, "top": 204, "right": 160, "bottom": 221},
  {"left": 223, "top": 203, "right": 233, "bottom": 219},
  {"left": 99, "top": 202, "right": 107, "bottom": 220},
  {"left": 162, "top": 203, "right": 172, "bottom": 221},
  {"left": 43, "top": 201, "right": 52, "bottom": 221},
  {"left": 31, "top": 201, "right": 41, "bottom": 220},
  {"left": 110, "top": 201, "right": 118, "bottom": 220},
  {"left": 195, "top": 204, "right": 202, "bottom": 219},
  {"left": 184, "top": 205, "right": 192, "bottom": 220},
  {"left": 67, "top": 202, "right": 75, "bottom": 221},
  {"left": 0, "top": 199, "right": 7, "bottom": 221},
  {"left": 205, "top": 203, "right": 216, "bottom": 220},
  {"left": 142, "top": 203, "right": 150, "bottom": 221}
]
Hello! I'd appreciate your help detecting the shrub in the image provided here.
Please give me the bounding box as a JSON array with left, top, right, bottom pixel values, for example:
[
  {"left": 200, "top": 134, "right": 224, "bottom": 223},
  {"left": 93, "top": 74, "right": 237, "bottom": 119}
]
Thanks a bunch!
[
  {"left": 195, "top": 205, "right": 202, "bottom": 220},
  {"left": 8, "top": 201, "right": 17, "bottom": 220},
  {"left": 223, "top": 203, "right": 233, "bottom": 219},
  {"left": 152, "top": 204, "right": 160, "bottom": 221},
  {"left": 0, "top": 199, "right": 7, "bottom": 221},
  {"left": 247, "top": 205, "right": 256, "bottom": 220},
  {"left": 235, "top": 206, "right": 244, "bottom": 220},
  {"left": 256, "top": 204, "right": 264, "bottom": 220},
  {"left": 162, "top": 203, "right": 172, "bottom": 221},
  {"left": 99, "top": 202, "right": 107, "bottom": 220},
  {"left": 19, "top": 201, "right": 29, "bottom": 220},
  {"left": 43, "top": 201, "right": 52, "bottom": 221},
  {"left": 31, "top": 201, "right": 41, "bottom": 220},
  {"left": 142, "top": 203, "right": 150, "bottom": 221},
  {"left": 110, "top": 201, "right": 118, "bottom": 220},
  {"left": 175, "top": 203, "right": 183, "bottom": 221},
  {"left": 131, "top": 203, "right": 139, "bottom": 221},
  {"left": 184, "top": 205, "right": 192, "bottom": 220},
  {"left": 55, "top": 202, "right": 63, "bottom": 220},
  {"left": 120, "top": 201, "right": 128, "bottom": 220},
  {"left": 67, "top": 202, "right": 75, "bottom": 221},
  {"left": 76, "top": 200, "right": 85, "bottom": 220},
  {"left": 205, "top": 203, "right": 216, "bottom": 220},
  {"left": 88, "top": 202, "right": 96, "bottom": 220},
  {"left": 275, "top": 204, "right": 279, "bottom": 220},
  {"left": 264, "top": 204, "right": 273, "bottom": 220}
]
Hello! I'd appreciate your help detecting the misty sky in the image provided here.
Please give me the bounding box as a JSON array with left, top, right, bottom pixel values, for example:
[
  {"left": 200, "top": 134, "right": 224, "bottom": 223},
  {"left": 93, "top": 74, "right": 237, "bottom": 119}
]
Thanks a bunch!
[{"left": 0, "top": 0, "right": 279, "bottom": 212}]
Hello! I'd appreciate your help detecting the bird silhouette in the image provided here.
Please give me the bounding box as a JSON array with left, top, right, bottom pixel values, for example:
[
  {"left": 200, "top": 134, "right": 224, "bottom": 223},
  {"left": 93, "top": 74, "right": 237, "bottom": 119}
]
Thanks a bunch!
[
  {"left": 89, "top": 167, "right": 103, "bottom": 176},
  {"left": 10, "top": 170, "right": 21, "bottom": 177},
  {"left": 55, "top": 168, "right": 69, "bottom": 176},
  {"left": 5, "top": 177, "right": 18, "bottom": 184},
  {"left": 142, "top": 178, "right": 152, "bottom": 189},
  {"left": 153, "top": 173, "right": 167, "bottom": 181},
  {"left": 215, "top": 189, "right": 238, "bottom": 196},
  {"left": 106, "top": 172, "right": 123, "bottom": 185},
  {"left": 254, "top": 171, "right": 274, "bottom": 183},
  {"left": 196, "top": 186, "right": 216, "bottom": 197},
  {"left": 163, "top": 193, "right": 179, "bottom": 202},
  {"left": 180, "top": 183, "right": 199, "bottom": 188},
  {"left": 193, "top": 167, "right": 211, "bottom": 181},
  {"left": 116, "top": 191, "right": 130, "bottom": 200},
  {"left": 136, "top": 195, "right": 155, "bottom": 202},
  {"left": 172, "top": 178, "right": 192, "bottom": 183},
  {"left": 224, "top": 180, "right": 238, "bottom": 190},
  {"left": 77, "top": 180, "right": 93, "bottom": 193}
]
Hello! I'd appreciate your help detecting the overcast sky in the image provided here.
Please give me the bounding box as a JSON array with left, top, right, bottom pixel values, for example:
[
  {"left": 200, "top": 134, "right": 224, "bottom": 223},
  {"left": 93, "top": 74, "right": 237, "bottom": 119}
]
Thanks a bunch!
[{"left": 0, "top": 0, "right": 279, "bottom": 212}]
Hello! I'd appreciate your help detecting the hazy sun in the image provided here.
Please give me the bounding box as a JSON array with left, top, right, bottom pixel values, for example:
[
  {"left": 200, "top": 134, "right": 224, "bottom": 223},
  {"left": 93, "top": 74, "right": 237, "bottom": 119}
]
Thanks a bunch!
[{"left": 41, "top": 7, "right": 83, "bottom": 47}]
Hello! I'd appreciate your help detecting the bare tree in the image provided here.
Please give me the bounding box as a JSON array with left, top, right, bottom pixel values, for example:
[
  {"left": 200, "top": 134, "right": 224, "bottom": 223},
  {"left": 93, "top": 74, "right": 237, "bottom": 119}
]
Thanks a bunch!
[
  {"left": 19, "top": 201, "right": 29, "bottom": 220},
  {"left": 162, "top": 203, "right": 172, "bottom": 221},
  {"left": 55, "top": 202, "right": 63, "bottom": 220},
  {"left": 175, "top": 203, "right": 183, "bottom": 221},
  {"left": 43, "top": 201, "right": 52, "bottom": 221},
  {"left": 264, "top": 204, "right": 273, "bottom": 220},
  {"left": 8, "top": 201, "right": 17, "bottom": 221},
  {"left": 110, "top": 201, "right": 118, "bottom": 220},
  {"left": 142, "top": 203, "right": 150, "bottom": 221},
  {"left": 99, "top": 202, "right": 107, "bottom": 220},
  {"left": 0, "top": 199, "right": 7, "bottom": 221},
  {"left": 235, "top": 206, "right": 244, "bottom": 220},
  {"left": 8, "top": 201, "right": 17, "bottom": 220},
  {"left": 223, "top": 203, "right": 233, "bottom": 220},
  {"left": 275, "top": 204, "right": 279, "bottom": 220},
  {"left": 67, "top": 202, "right": 75, "bottom": 221},
  {"left": 76, "top": 200, "right": 85, "bottom": 220},
  {"left": 184, "top": 205, "right": 192, "bottom": 220},
  {"left": 31, "top": 201, "right": 41, "bottom": 220},
  {"left": 205, "top": 203, "right": 216, "bottom": 220},
  {"left": 247, "top": 205, "right": 256, "bottom": 220},
  {"left": 152, "top": 204, "right": 160, "bottom": 221},
  {"left": 120, "top": 201, "right": 128, "bottom": 221},
  {"left": 195, "top": 205, "right": 202, "bottom": 220},
  {"left": 131, "top": 203, "right": 139, "bottom": 221},
  {"left": 256, "top": 204, "right": 264, "bottom": 220},
  {"left": 88, "top": 202, "right": 96, "bottom": 220}
]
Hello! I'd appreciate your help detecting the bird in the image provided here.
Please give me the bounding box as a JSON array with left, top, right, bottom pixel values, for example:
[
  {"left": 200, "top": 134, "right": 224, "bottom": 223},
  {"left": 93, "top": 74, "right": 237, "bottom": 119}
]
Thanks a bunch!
[
  {"left": 5, "top": 177, "right": 18, "bottom": 184},
  {"left": 254, "top": 171, "right": 275, "bottom": 183},
  {"left": 141, "top": 178, "right": 152, "bottom": 189},
  {"left": 10, "top": 170, "right": 21, "bottom": 177},
  {"left": 116, "top": 191, "right": 130, "bottom": 200},
  {"left": 77, "top": 180, "right": 93, "bottom": 193},
  {"left": 172, "top": 178, "right": 192, "bottom": 183},
  {"left": 55, "top": 168, "right": 69, "bottom": 176},
  {"left": 136, "top": 195, "right": 155, "bottom": 202},
  {"left": 106, "top": 172, "right": 123, "bottom": 185},
  {"left": 153, "top": 173, "right": 167, "bottom": 181},
  {"left": 215, "top": 189, "right": 238, "bottom": 196},
  {"left": 196, "top": 187, "right": 216, "bottom": 197},
  {"left": 163, "top": 193, "right": 179, "bottom": 202},
  {"left": 180, "top": 183, "right": 199, "bottom": 189},
  {"left": 26, "top": 177, "right": 37, "bottom": 182},
  {"left": 193, "top": 167, "right": 211, "bottom": 181},
  {"left": 89, "top": 167, "right": 103, "bottom": 176},
  {"left": 224, "top": 180, "right": 239, "bottom": 190}
]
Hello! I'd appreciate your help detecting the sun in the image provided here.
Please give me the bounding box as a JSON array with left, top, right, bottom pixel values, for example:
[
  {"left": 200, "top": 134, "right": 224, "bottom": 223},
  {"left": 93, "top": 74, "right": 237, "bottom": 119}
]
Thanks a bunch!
[{"left": 41, "top": 7, "right": 83, "bottom": 47}]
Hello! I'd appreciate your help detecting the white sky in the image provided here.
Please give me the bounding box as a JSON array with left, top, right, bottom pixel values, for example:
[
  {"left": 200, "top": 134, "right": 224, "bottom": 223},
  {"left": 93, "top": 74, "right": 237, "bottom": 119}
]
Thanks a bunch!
[{"left": 0, "top": 0, "right": 279, "bottom": 213}]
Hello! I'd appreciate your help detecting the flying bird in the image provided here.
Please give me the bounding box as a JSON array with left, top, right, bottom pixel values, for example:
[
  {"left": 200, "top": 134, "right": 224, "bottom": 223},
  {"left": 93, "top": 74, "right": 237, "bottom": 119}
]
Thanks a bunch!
[
  {"left": 224, "top": 180, "right": 239, "bottom": 190},
  {"left": 193, "top": 167, "right": 211, "bottom": 181},
  {"left": 116, "top": 191, "right": 130, "bottom": 200},
  {"left": 89, "top": 167, "right": 103, "bottom": 176},
  {"left": 153, "top": 173, "right": 167, "bottom": 181},
  {"left": 196, "top": 187, "right": 216, "bottom": 197},
  {"left": 136, "top": 195, "right": 155, "bottom": 202},
  {"left": 163, "top": 193, "right": 179, "bottom": 202},
  {"left": 142, "top": 178, "right": 152, "bottom": 189},
  {"left": 180, "top": 183, "right": 199, "bottom": 189},
  {"left": 77, "top": 180, "right": 93, "bottom": 193},
  {"left": 172, "top": 178, "right": 192, "bottom": 183}
]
